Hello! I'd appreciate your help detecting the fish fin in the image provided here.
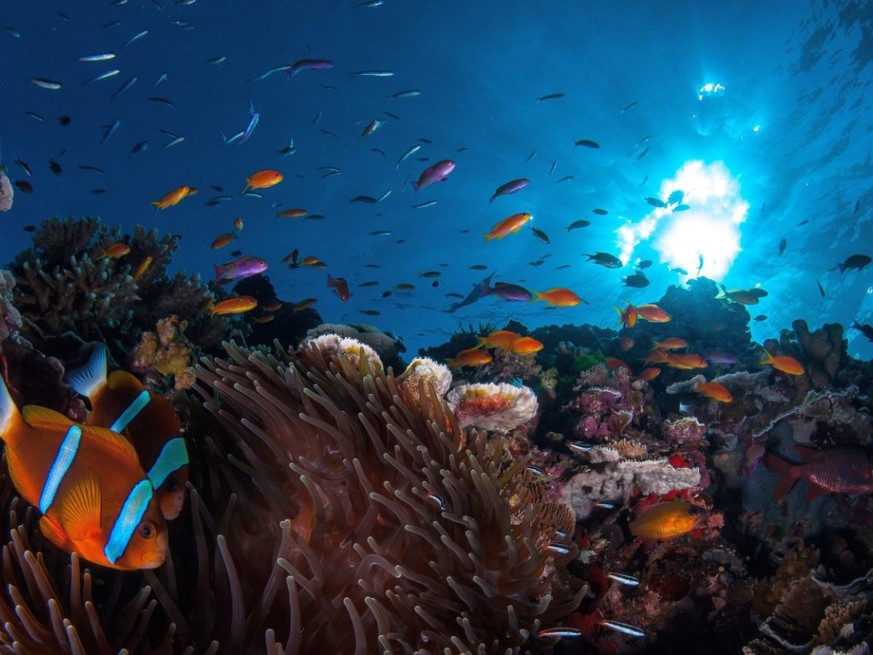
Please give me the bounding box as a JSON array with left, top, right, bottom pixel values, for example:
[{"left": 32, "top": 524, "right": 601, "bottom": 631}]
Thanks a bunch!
[
  {"left": 85, "top": 425, "right": 141, "bottom": 462},
  {"left": 67, "top": 343, "right": 108, "bottom": 400},
  {"left": 411, "top": 181, "right": 419, "bottom": 192},
  {"left": 39, "top": 515, "right": 74, "bottom": 551},
  {"left": 150, "top": 201, "right": 162, "bottom": 208},
  {"left": 792, "top": 444, "right": 817, "bottom": 462},
  {"left": 763, "top": 451, "right": 800, "bottom": 501},
  {"left": 21, "top": 405, "right": 75, "bottom": 430},
  {"left": 0, "top": 373, "right": 22, "bottom": 439},
  {"left": 806, "top": 483, "right": 828, "bottom": 501},
  {"left": 213, "top": 264, "right": 224, "bottom": 281},
  {"left": 58, "top": 473, "right": 103, "bottom": 542}
]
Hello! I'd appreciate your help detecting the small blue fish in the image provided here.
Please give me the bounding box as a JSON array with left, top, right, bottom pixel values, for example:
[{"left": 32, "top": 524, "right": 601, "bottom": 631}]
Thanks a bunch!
[
  {"left": 238, "top": 100, "right": 260, "bottom": 145},
  {"left": 130, "top": 140, "right": 149, "bottom": 155},
  {"left": 101, "top": 120, "right": 121, "bottom": 144}
]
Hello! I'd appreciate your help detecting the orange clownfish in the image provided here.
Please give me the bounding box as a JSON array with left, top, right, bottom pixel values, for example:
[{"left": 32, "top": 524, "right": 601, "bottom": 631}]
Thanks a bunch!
[
  {"left": 0, "top": 374, "right": 168, "bottom": 570},
  {"left": 242, "top": 169, "right": 283, "bottom": 193},
  {"left": 67, "top": 344, "right": 189, "bottom": 520},
  {"left": 151, "top": 185, "right": 197, "bottom": 209},
  {"left": 484, "top": 212, "right": 532, "bottom": 241},
  {"left": 532, "top": 287, "right": 584, "bottom": 307}
]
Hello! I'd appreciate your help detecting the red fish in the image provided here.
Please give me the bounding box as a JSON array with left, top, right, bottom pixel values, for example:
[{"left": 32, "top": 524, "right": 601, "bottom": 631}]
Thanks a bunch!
[
  {"left": 67, "top": 345, "right": 188, "bottom": 520},
  {"left": 327, "top": 274, "right": 350, "bottom": 301},
  {"left": 0, "top": 374, "right": 168, "bottom": 570},
  {"left": 765, "top": 445, "right": 873, "bottom": 500},
  {"left": 412, "top": 159, "right": 455, "bottom": 191}
]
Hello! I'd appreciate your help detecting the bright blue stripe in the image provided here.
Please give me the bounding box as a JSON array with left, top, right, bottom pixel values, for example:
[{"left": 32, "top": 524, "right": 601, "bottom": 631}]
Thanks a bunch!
[
  {"left": 104, "top": 479, "right": 153, "bottom": 564},
  {"left": 39, "top": 425, "right": 81, "bottom": 513},
  {"left": 147, "top": 437, "right": 188, "bottom": 489},
  {"left": 109, "top": 390, "right": 150, "bottom": 433}
]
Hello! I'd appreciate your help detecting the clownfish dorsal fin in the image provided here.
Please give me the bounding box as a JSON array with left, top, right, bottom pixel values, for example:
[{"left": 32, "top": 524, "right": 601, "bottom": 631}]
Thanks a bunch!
[
  {"left": 39, "top": 515, "right": 74, "bottom": 551},
  {"left": 21, "top": 405, "right": 75, "bottom": 430},
  {"left": 59, "top": 473, "right": 103, "bottom": 542},
  {"left": 67, "top": 344, "right": 108, "bottom": 401},
  {"left": 86, "top": 425, "right": 140, "bottom": 462}
]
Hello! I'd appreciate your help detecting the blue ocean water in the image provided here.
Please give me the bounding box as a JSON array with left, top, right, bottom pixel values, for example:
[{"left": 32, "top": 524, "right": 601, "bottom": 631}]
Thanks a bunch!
[{"left": 2, "top": 0, "right": 871, "bottom": 357}]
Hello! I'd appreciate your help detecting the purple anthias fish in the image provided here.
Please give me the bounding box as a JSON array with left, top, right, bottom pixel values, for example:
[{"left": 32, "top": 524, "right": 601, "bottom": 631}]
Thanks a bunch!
[
  {"left": 705, "top": 353, "right": 738, "bottom": 365},
  {"left": 412, "top": 159, "right": 455, "bottom": 191},
  {"left": 489, "top": 178, "right": 529, "bottom": 203},
  {"left": 765, "top": 445, "right": 873, "bottom": 500},
  {"left": 488, "top": 281, "right": 533, "bottom": 302},
  {"left": 288, "top": 59, "right": 334, "bottom": 76},
  {"left": 214, "top": 256, "right": 268, "bottom": 282}
]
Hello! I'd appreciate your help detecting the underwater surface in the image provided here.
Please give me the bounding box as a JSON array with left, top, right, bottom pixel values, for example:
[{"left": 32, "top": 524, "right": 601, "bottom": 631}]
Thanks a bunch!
[{"left": 0, "top": 1, "right": 872, "bottom": 654}]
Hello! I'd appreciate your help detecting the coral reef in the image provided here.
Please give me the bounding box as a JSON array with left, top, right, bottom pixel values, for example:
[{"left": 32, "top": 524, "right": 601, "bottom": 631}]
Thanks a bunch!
[
  {"left": 791, "top": 319, "right": 846, "bottom": 390},
  {"left": 130, "top": 315, "right": 195, "bottom": 389},
  {"left": 0, "top": 270, "right": 21, "bottom": 344}
]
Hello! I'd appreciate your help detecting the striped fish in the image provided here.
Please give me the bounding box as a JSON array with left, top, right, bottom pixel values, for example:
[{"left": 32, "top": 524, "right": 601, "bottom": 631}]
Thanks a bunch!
[
  {"left": 67, "top": 344, "right": 189, "bottom": 520},
  {"left": 0, "top": 374, "right": 167, "bottom": 570}
]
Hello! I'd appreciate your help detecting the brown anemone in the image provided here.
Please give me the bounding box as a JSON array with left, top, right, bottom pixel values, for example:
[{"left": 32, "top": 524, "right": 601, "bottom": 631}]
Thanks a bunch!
[{"left": 0, "top": 338, "right": 585, "bottom": 653}]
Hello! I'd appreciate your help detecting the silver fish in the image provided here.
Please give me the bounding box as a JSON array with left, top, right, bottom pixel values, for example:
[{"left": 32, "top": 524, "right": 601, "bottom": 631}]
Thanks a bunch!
[
  {"left": 600, "top": 620, "right": 646, "bottom": 638},
  {"left": 607, "top": 572, "right": 640, "bottom": 586},
  {"left": 30, "top": 78, "right": 62, "bottom": 90},
  {"left": 395, "top": 144, "right": 421, "bottom": 168},
  {"left": 78, "top": 52, "right": 116, "bottom": 62},
  {"left": 83, "top": 69, "right": 121, "bottom": 85}
]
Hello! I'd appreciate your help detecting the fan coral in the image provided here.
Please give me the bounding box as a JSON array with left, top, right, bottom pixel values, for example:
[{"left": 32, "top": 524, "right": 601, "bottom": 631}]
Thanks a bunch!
[{"left": 447, "top": 382, "right": 539, "bottom": 432}]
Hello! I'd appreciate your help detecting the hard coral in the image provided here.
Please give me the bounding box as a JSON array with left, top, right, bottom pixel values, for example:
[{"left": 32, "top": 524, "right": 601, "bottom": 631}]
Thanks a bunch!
[{"left": 130, "top": 315, "right": 194, "bottom": 389}]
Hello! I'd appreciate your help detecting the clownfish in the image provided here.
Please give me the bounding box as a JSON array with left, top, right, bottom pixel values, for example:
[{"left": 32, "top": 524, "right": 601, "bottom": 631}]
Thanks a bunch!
[
  {"left": 0, "top": 374, "right": 168, "bottom": 570},
  {"left": 67, "top": 344, "right": 189, "bottom": 521}
]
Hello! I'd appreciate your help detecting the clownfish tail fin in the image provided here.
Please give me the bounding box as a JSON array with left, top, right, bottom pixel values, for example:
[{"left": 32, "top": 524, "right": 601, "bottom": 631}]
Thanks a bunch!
[{"left": 67, "top": 343, "right": 109, "bottom": 401}]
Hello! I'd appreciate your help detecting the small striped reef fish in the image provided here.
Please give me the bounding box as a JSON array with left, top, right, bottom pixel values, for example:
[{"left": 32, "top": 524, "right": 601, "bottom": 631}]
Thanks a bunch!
[
  {"left": 0, "top": 374, "right": 168, "bottom": 570},
  {"left": 67, "top": 344, "right": 189, "bottom": 520}
]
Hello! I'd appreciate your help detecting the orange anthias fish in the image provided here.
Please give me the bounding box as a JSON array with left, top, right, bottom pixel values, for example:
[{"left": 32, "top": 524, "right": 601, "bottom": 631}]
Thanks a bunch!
[
  {"left": 760, "top": 348, "right": 805, "bottom": 376},
  {"left": 696, "top": 381, "right": 733, "bottom": 403},
  {"left": 151, "top": 185, "right": 197, "bottom": 209},
  {"left": 483, "top": 212, "right": 532, "bottom": 241},
  {"left": 447, "top": 348, "right": 493, "bottom": 368},
  {"left": 476, "top": 330, "right": 522, "bottom": 350},
  {"left": 636, "top": 303, "right": 672, "bottom": 323},
  {"left": 642, "top": 349, "right": 669, "bottom": 364},
  {"left": 665, "top": 353, "right": 708, "bottom": 370},
  {"left": 639, "top": 367, "right": 661, "bottom": 381},
  {"left": 67, "top": 344, "right": 189, "bottom": 520},
  {"left": 653, "top": 337, "right": 688, "bottom": 350},
  {"left": 615, "top": 303, "right": 638, "bottom": 328},
  {"left": 629, "top": 501, "right": 701, "bottom": 540},
  {"left": 327, "top": 274, "right": 350, "bottom": 301},
  {"left": 132, "top": 256, "right": 153, "bottom": 280},
  {"left": 211, "top": 295, "right": 258, "bottom": 316},
  {"left": 277, "top": 208, "right": 308, "bottom": 218},
  {"left": 211, "top": 233, "right": 236, "bottom": 249},
  {"left": 302, "top": 256, "right": 327, "bottom": 268},
  {"left": 0, "top": 374, "right": 168, "bottom": 570},
  {"left": 619, "top": 336, "right": 635, "bottom": 352},
  {"left": 242, "top": 169, "right": 283, "bottom": 193},
  {"left": 532, "top": 287, "right": 583, "bottom": 307},
  {"left": 510, "top": 336, "right": 544, "bottom": 354},
  {"left": 233, "top": 216, "right": 244, "bottom": 231},
  {"left": 98, "top": 243, "right": 131, "bottom": 259}
]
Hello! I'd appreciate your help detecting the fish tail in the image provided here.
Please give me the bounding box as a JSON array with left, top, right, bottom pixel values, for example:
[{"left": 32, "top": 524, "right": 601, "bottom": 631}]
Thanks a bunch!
[
  {"left": 67, "top": 343, "right": 108, "bottom": 400},
  {"left": 763, "top": 451, "right": 801, "bottom": 501},
  {"left": 150, "top": 201, "right": 162, "bottom": 208},
  {"left": 0, "top": 373, "right": 21, "bottom": 443},
  {"left": 411, "top": 181, "right": 419, "bottom": 192},
  {"left": 758, "top": 348, "right": 773, "bottom": 366},
  {"left": 615, "top": 306, "right": 626, "bottom": 326},
  {"left": 531, "top": 290, "right": 544, "bottom": 303},
  {"left": 213, "top": 264, "right": 224, "bottom": 282}
]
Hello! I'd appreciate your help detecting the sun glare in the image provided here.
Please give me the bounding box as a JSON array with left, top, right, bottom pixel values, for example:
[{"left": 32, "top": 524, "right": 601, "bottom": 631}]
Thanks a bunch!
[{"left": 618, "top": 160, "right": 748, "bottom": 281}]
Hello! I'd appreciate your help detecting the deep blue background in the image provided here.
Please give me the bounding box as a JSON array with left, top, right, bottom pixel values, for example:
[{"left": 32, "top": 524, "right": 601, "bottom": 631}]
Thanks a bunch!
[{"left": 2, "top": 0, "right": 871, "bottom": 357}]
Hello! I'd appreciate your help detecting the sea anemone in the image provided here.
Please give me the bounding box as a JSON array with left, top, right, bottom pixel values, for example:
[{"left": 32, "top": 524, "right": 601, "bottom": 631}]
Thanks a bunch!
[
  {"left": 0, "top": 336, "right": 585, "bottom": 653},
  {"left": 447, "top": 382, "right": 539, "bottom": 432}
]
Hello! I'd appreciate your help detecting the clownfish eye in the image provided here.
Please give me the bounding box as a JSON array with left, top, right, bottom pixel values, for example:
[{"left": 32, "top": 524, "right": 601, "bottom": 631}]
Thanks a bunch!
[
  {"left": 138, "top": 522, "right": 156, "bottom": 539},
  {"left": 164, "top": 477, "right": 179, "bottom": 492}
]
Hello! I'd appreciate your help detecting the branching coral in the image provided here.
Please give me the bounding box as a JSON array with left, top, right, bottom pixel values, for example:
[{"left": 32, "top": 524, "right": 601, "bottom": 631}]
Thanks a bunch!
[{"left": 130, "top": 315, "right": 195, "bottom": 389}]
